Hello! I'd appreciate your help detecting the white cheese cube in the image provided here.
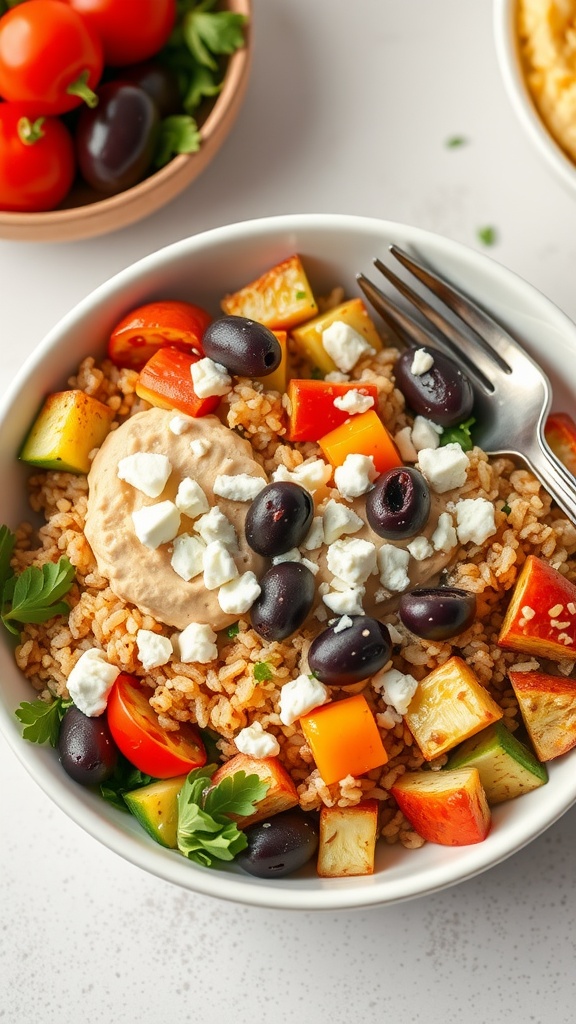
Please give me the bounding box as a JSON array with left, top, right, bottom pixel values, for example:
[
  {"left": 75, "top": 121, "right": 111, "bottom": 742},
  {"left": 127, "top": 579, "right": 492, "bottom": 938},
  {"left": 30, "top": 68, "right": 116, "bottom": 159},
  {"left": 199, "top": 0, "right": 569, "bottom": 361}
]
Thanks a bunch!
[
  {"left": 170, "top": 533, "right": 206, "bottom": 581},
  {"left": 169, "top": 415, "right": 192, "bottom": 435},
  {"left": 372, "top": 666, "right": 418, "bottom": 715},
  {"left": 235, "top": 721, "right": 280, "bottom": 758},
  {"left": 333, "top": 614, "right": 354, "bottom": 633},
  {"left": 321, "top": 320, "right": 375, "bottom": 372},
  {"left": 117, "top": 452, "right": 172, "bottom": 498},
  {"left": 175, "top": 477, "right": 210, "bottom": 519},
  {"left": 136, "top": 629, "right": 173, "bottom": 670},
  {"left": 334, "top": 454, "right": 377, "bottom": 501},
  {"left": 394, "top": 426, "right": 418, "bottom": 462},
  {"left": 417, "top": 443, "right": 469, "bottom": 493},
  {"left": 190, "top": 437, "right": 210, "bottom": 458},
  {"left": 132, "top": 501, "right": 181, "bottom": 549},
  {"left": 323, "top": 586, "right": 365, "bottom": 616},
  {"left": 272, "top": 548, "right": 302, "bottom": 565},
  {"left": 213, "top": 473, "right": 267, "bottom": 502},
  {"left": 194, "top": 505, "right": 238, "bottom": 549},
  {"left": 178, "top": 622, "right": 218, "bottom": 664},
  {"left": 431, "top": 511, "right": 458, "bottom": 553},
  {"left": 203, "top": 540, "right": 239, "bottom": 590},
  {"left": 190, "top": 357, "right": 232, "bottom": 398},
  {"left": 406, "top": 535, "right": 434, "bottom": 561},
  {"left": 322, "top": 499, "right": 364, "bottom": 545},
  {"left": 326, "top": 537, "right": 377, "bottom": 586},
  {"left": 454, "top": 497, "right": 497, "bottom": 544},
  {"left": 217, "top": 571, "right": 261, "bottom": 614},
  {"left": 411, "top": 415, "right": 442, "bottom": 452},
  {"left": 411, "top": 348, "right": 434, "bottom": 375},
  {"left": 279, "top": 674, "right": 330, "bottom": 726},
  {"left": 333, "top": 389, "right": 374, "bottom": 415},
  {"left": 66, "top": 649, "right": 120, "bottom": 717},
  {"left": 273, "top": 458, "right": 332, "bottom": 493},
  {"left": 377, "top": 544, "right": 410, "bottom": 592},
  {"left": 301, "top": 516, "right": 324, "bottom": 551}
]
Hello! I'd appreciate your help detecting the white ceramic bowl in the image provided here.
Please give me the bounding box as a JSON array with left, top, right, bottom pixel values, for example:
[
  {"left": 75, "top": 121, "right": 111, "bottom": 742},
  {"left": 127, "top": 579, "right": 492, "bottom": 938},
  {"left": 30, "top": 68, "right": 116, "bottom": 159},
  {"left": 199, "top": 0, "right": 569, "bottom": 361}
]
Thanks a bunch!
[
  {"left": 493, "top": 0, "right": 576, "bottom": 194},
  {"left": 2, "top": 213, "right": 576, "bottom": 911}
]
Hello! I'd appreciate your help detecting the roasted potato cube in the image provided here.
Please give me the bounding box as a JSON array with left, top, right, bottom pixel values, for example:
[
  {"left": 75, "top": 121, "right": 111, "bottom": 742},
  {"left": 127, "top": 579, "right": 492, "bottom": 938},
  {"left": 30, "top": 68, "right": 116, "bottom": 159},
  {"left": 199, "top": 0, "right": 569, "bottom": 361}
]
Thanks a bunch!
[
  {"left": 210, "top": 753, "right": 299, "bottom": 828},
  {"left": 316, "top": 800, "right": 379, "bottom": 878},
  {"left": 221, "top": 255, "right": 318, "bottom": 330},
  {"left": 509, "top": 669, "right": 576, "bottom": 761}
]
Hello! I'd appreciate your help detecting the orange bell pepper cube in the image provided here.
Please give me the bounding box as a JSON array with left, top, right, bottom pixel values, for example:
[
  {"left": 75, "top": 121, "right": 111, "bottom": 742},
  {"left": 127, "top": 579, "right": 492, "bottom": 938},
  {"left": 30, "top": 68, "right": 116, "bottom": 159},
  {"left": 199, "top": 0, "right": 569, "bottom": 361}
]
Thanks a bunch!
[
  {"left": 286, "top": 379, "right": 379, "bottom": 442},
  {"left": 300, "top": 694, "right": 388, "bottom": 785},
  {"left": 545, "top": 412, "right": 576, "bottom": 477},
  {"left": 318, "top": 408, "right": 403, "bottom": 475},
  {"left": 135, "top": 347, "right": 221, "bottom": 418}
]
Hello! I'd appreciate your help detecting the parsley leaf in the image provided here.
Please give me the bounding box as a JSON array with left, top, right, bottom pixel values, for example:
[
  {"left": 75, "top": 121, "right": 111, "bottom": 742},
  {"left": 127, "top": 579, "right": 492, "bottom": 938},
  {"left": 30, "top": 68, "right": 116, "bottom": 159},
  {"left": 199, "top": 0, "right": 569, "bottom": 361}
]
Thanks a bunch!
[
  {"left": 15, "top": 696, "right": 72, "bottom": 747},
  {"left": 501, "top": 502, "right": 512, "bottom": 515},
  {"left": 253, "top": 661, "right": 273, "bottom": 682},
  {"left": 0, "top": 525, "right": 15, "bottom": 593},
  {"left": 100, "top": 756, "right": 156, "bottom": 811},
  {"left": 440, "top": 416, "right": 475, "bottom": 452},
  {"left": 154, "top": 114, "right": 201, "bottom": 168},
  {"left": 177, "top": 765, "right": 269, "bottom": 867},
  {"left": 182, "top": 5, "right": 248, "bottom": 71},
  {"left": 226, "top": 621, "right": 240, "bottom": 639},
  {"left": 1, "top": 556, "right": 75, "bottom": 635},
  {"left": 446, "top": 135, "right": 467, "bottom": 148},
  {"left": 477, "top": 225, "right": 497, "bottom": 246}
]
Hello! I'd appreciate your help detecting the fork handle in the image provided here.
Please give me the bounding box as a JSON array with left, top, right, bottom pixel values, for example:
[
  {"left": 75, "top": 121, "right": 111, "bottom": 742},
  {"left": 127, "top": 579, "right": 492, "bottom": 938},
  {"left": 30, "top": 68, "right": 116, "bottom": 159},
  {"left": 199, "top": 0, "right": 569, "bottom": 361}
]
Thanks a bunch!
[{"left": 522, "top": 442, "right": 576, "bottom": 525}]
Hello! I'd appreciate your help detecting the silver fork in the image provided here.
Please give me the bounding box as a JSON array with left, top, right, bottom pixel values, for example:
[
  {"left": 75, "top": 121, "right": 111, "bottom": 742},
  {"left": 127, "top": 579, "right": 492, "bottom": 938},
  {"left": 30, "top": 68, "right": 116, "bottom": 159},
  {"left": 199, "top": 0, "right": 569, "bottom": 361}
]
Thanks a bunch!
[{"left": 357, "top": 245, "right": 576, "bottom": 524}]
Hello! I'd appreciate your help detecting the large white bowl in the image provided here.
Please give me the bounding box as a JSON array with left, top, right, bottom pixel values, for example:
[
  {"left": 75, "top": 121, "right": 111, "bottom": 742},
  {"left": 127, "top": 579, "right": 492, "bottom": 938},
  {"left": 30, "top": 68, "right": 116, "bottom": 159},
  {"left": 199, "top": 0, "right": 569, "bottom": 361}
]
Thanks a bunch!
[
  {"left": 493, "top": 0, "right": 576, "bottom": 195},
  {"left": 2, "top": 214, "right": 576, "bottom": 911}
]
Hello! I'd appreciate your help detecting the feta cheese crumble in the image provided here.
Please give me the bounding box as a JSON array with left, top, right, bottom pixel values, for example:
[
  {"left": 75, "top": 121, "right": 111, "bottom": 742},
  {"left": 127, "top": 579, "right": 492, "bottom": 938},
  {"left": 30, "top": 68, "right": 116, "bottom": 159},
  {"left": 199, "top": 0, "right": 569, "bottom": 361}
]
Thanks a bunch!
[
  {"left": 333, "top": 614, "right": 354, "bottom": 633},
  {"left": 377, "top": 544, "right": 410, "bottom": 592},
  {"left": 332, "top": 389, "right": 374, "bottom": 415},
  {"left": 372, "top": 666, "right": 419, "bottom": 715},
  {"left": 273, "top": 458, "right": 332, "bottom": 493},
  {"left": 190, "top": 437, "right": 210, "bottom": 458},
  {"left": 132, "top": 500, "right": 181, "bottom": 549},
  {"left": 175, "top": 477, "right": 210, "bottom": 519},
  {"left": 169, "top": 415, "right": 192, "bottom": 435},
  {"left": 117, "top": 452, "right": 172, "bottom": 499},
  {"left": 411, "top": 348, "right": 434, "bottom": 375},
  {"left": 326, "top": 536, "right": 377, "bottom": 586},
  {"left": 235, "top": 721, "right": 280, "bottom": 758},
  {"left": 67, "top": 649, "right": 120, "bottom": 717},
  {"left": 217, "top": 571, "right": 261, "bottom": 614},
  {"left": 322, "top": 499, "right": 364, "bottom": 545},
  {"left": 178, "top": 622, "right": 218, "bottom": 664},
  {"left": 213, "top": 473, "right": 267, "bottom": 502},
  {"left": 431, "top": 511, "right": 458, "bottom": 553},
  {"left": 170, "top": 533, "right": 205, "bottom": 581},
  {"left": 194, "top": 505, "right": 237, "bottom": 549},
  {"left": 454, "top": 497, "right": 497, "bottom": 545},
  {"left": 393, "top": 426, "right": 418, "bottom": 463},
  {"left": 279, "top": 674, "right": 330, "bottom": 726},
  {"left": 417, "top": 443, "right": 469, "bottom": 493},
  {"left": 202, "top": 540, "right": 238, "bottom": 590},
  {"left": 323, "top": 585, "right": 365, "bottom": 616},
  {"left": 301, "top": 516, "right": 324, "bottom": 551},
  {"left": 191, "top": 357, "right": 232, "bottom": 398},
  {"left": 406, "top": 535, "right": 434, "bottom": 561},
  {"left": 411, "top": 416, "right": 442, "bottom": 451},
  {"left": 136, "top": 629, "right": 173, "bottom": 670},
  {"left": 334, "top": 453, "right": 377, "bottom": 500},
  {"left": 321, "top": 320, "right": 375, "bottom": 373}
]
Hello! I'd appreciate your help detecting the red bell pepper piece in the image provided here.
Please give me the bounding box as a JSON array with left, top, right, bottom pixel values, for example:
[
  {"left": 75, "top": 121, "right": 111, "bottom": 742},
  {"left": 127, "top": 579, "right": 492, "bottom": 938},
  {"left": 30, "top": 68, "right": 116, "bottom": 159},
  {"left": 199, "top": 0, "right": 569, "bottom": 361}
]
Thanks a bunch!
[
  {"left": 286, "top": 379, "right": 379, "bottom": 442},
  {"left": 135, "top": 347, "right": 221, "bottom": 418}
]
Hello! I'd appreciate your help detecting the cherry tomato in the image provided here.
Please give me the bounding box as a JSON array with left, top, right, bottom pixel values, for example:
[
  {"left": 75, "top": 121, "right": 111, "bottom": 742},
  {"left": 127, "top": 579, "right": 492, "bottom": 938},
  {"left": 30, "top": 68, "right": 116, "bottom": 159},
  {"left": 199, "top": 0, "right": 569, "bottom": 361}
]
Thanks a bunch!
[
  {"left": 66, "top": 0, "right": 177, "bottom": 67},
  {"left": 108, "top": 300, "right": 212, "bottom": 370},
  {"left": 0, "top": 1, "right": 104, "bottom": 116},
  {"left": 107, "top": 673, "right": 207, "bottom": 779},
  {"left": 0, "top": 104, "right": 75, "bottom": 212}
]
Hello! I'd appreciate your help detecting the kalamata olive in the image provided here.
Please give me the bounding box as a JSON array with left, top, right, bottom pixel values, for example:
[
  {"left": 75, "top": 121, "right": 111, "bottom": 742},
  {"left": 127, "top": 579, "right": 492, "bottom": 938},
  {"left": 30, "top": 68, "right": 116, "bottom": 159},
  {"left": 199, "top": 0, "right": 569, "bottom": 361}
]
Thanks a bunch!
[
  {"left": 201, "top": 316, "right": 282, "bottom": 377},
  {"left": 251, "top": 562, "right": 316, "bottom": 641},
  {"left": 58, "top": 706, "right": 118, "bottom": 786},
  {"left": 308, "top": 615, "right": 392, "bottom": 686},
  {"left": 76, "top": 82, "right": 160, "bottom": 195},
  {"left": 116, "top": 61, "right": 182, "bottom": 118},
  {"left": 366, "top": 466, "right": 430, "bottom": 539},
  {"left": 394, "top": 346, "right": 474, "bottom": 427},
  {"left": 245, "top": 482, "right": 314, "bottom": 557},
  {"left": 236, "top": 809, "right": 319, "bottom": 878},
  {"left": 398, "top": 586, "right": 477, "bottom": 640}
]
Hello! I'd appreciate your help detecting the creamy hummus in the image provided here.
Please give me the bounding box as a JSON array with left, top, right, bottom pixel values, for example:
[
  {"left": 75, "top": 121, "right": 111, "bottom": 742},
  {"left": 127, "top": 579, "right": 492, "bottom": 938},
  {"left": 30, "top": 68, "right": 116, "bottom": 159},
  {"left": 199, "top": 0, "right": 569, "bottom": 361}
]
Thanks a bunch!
[{"left": 518, "top": 0, "right": 576, "bottom": 163}]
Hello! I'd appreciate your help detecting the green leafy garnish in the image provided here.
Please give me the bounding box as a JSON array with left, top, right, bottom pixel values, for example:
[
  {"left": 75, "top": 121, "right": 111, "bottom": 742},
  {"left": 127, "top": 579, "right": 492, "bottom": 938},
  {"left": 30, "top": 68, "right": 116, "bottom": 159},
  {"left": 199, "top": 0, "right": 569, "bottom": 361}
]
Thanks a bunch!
[
  {"left": 446, "top": 135, "right": 468, "bottom": 148},
  {"left": 226, "top": 621, "right": 240, "bottom": 639},
  {"left": 295, "top": 290, "right": 307, "bottom": 300},
  {"left": 501, "top": 502, "right": 512, "bottom": 515},
  {"left": 0, "top": 525, "right": 16, "bottom": 593},
  {"left": 477, "top": 225, "right": 497, "bottom": 246},
  {"left": 440, "top": 416, "right": 475, "bottom": 452},
  {"left": 177, "top": 765, "right": 269, "bottom": 866},
  {"left": 253, "top": 661, "right": 273, "bottom": 682},
  {"left": 100, "top": 756, "right": 156, "bottom": 811},
  {"left": 154, "top": 114, "right": 201, "bottom": 168},
  {"left": 310, "top": 366, "right": 323, "bottom": 380},
  {"left": 2, "top": 556, "right": 75, "bottom": 635},
  {"left": 15, "top": 696, "right": 72, "bottom": 747}
]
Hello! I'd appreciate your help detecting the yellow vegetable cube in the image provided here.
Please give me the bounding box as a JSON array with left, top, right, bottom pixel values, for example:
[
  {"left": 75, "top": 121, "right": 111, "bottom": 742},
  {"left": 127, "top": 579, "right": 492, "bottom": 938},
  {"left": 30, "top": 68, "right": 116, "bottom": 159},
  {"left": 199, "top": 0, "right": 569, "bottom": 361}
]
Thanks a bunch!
[
  {"left": 317, "top": 800, "right": 379, "bottom": 877},
  {"left": 20, "top": 390, "right": 115, "bottom": 474},
  {"left": 404, "top": 656, "right": 503, "bottom": 761},
  {"left": 221, "top": 255, "right": 318, "bottom": 330},
  {"left": 291, "top": 298, "right": 383, "bottom": 375},
  {"left": 254, "top": 330, "right": 289, "bottom": 393}
]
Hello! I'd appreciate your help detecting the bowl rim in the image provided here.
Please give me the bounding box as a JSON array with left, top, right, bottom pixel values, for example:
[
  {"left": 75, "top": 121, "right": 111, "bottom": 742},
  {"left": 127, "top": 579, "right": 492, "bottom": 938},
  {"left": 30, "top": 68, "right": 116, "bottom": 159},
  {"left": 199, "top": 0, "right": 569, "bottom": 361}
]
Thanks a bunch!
[
  {"left": 493, "top": 0, "right": 576, "bottom": 192},
  {"left": 3, "top": 211, "right": 576, "bottom": 910},
  {"left": 0, "top": 0, "right": 252, "bottom": 241}
]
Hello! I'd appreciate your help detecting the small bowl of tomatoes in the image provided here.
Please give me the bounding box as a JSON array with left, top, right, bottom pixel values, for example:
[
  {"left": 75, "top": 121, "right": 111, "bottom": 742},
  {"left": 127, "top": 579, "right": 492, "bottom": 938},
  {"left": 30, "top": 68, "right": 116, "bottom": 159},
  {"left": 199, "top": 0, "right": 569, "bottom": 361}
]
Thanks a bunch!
[{"left": 0, "top": 0, "right": 251, "bottom": 242}]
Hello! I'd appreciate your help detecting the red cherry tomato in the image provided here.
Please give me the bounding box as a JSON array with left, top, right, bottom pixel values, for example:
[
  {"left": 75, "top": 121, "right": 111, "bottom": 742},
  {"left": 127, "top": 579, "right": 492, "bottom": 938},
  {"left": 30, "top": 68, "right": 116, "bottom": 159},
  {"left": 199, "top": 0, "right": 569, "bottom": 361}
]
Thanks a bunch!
[
  {"left": 108, "top": 300, "right": 212, "bottom": 370},
  {"left": 66, "top": 0, "right": 177, "bottom": 67},
  {"left": 107, "top": 673, "right": 207, "bottom": 779},
  {"left": 0, "top": 104, "right": 75, "bottom": 212},
  {"left": 0, "top": 1, "right": 104, "bottom": 116}
]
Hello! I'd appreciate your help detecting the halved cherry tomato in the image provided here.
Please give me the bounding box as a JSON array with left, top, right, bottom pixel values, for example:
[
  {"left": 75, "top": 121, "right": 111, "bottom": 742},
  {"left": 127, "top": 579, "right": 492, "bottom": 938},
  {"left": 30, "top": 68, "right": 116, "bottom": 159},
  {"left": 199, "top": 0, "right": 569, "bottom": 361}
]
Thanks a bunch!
[
  {"left": 67, "top": 0, "right": 177, "bottom": 67},
  {"left": 108, "top": 300, "right": 212, "bottom": 371},
  {"left": 107, "top": 673, "right": 207, "bottom": 779},
  {"left": 0, "top": 104, "right": 75, "bottom": 212},
  {"left": 0, "top": 1, "right": 104, "bottom": 116},
  {"left": 545, "top": 412, "right": 576, "bottom": 477}
]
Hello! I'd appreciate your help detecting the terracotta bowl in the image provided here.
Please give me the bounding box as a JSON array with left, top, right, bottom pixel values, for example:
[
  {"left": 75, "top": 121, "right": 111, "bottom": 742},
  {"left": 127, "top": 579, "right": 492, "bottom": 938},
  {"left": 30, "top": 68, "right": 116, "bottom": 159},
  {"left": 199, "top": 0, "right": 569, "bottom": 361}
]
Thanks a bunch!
[{"left": 0, "top": 0, "right": 251, "bottom": 243}]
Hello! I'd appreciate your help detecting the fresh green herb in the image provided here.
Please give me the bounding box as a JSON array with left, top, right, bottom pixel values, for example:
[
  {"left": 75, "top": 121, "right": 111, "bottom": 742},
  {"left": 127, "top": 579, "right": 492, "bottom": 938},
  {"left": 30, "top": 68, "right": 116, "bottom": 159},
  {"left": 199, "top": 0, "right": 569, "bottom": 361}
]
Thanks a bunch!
[
  {"left": 15, "top": 696, "right": 72, "bottom": 747},
  {"left": 446, "top": 135, "right": 468, "bottom": 148},
  {"left": 440, "top": 416, "right": 475, "bottom": 452},
  {"left": 199, "top": 727, "right": 222, "bottom": 764},
  {"left": 501, "top": 502, "right": 512, "bottom": 515},
  {"left": 477, "top": 226, "right": 497, "bottom": 247},
  {"left": 2, "top": 555, "right": 75, "bottom": 635},
  {"left": 0, "top": 525, "right": 15, "bottom": 593},
  {"left": 310, "top": 366, "right": 323, "bottom": 380},
  {"left": 0, "top": 0, "right": 27, "bottom": 12},
  {"left": 177, "top": 765, "right": 269, "bottom": 866},
  {"left": 226, "top": 621, "right": 240, "bottom": 639},
  {"left": 154, "top": 114, "right": 201, "bottom": 168},
  {"left": 309, "top": 670, "right": 319, "bottom": 680},
  {"left": 100, "top": 756, "right": 156, "bottom": 811},
  {"left": 295, "top": 290, "right": 307, "bottom": 300},
  {"left": 253, "top": 661, "right": 273, "bottom": 682}
]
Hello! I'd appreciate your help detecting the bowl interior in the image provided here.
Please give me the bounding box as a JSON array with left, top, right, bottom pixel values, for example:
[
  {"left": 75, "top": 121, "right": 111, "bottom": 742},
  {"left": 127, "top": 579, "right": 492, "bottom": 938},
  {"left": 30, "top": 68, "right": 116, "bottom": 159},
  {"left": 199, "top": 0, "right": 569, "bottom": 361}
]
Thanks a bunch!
[{"left": 2, "top": 213, "right": 576, "bottom": 910}]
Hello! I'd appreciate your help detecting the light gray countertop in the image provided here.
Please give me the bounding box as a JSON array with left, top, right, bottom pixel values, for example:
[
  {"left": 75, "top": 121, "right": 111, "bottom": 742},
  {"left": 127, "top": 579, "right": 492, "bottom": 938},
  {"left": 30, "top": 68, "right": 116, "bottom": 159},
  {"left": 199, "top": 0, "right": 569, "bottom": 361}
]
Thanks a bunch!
[{"left": 2, "top": 2, "right": 576, "bottom": 1021}]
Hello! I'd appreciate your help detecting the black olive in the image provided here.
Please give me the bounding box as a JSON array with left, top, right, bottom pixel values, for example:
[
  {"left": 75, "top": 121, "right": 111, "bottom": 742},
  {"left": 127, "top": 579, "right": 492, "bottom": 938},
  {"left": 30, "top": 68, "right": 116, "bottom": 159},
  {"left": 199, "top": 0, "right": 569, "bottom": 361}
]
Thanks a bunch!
[
  {"left": 236, "top": 809, "right": 319, "bottom": 878},
  {"left": 398, "top": 586, "right": 477, "bottom": 640},
  {"left": 251, "top": 562, "right": 316, "bottom": 641},
  {"left": 308, "top": 615, "right": 392, "bottom": 686},
  {"left": 116, "top": 61, "right": 182, "bottom": 118},
  {"left": 245, "top": 482, "right": 314, "bottom": 557},
  {"left": 366, "top": 466, "right": 431, "bottom": 539},
  {"left": 202, "top": 315, "right": 282, "bottom": 377},
  {"left": 58, "top": 706, "right": 118, "bottom": 786},
  {"left": 395, "top": 347, "right": 474, "bottom": 427},
  {"left": 76, "top": 82, "right": 160, "bottom": 195}
]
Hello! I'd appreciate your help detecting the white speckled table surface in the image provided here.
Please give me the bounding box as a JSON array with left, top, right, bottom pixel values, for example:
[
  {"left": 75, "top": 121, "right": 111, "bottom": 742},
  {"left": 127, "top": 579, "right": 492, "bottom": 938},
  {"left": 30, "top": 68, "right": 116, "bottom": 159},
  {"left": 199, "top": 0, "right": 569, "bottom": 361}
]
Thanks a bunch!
[{"left": 2, "top": 2, "right": 576, "bottom": 1021}]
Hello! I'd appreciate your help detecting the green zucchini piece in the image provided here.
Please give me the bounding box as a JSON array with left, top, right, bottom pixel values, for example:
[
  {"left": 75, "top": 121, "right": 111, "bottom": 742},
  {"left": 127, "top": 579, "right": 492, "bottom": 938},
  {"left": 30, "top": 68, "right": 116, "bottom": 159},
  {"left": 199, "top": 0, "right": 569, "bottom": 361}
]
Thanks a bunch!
[
  {"left": 124, "top": 775, "right": 187, "bottom": 848},
  {"left": 446, "top": 720, "right": 547, "bottom": 804}
]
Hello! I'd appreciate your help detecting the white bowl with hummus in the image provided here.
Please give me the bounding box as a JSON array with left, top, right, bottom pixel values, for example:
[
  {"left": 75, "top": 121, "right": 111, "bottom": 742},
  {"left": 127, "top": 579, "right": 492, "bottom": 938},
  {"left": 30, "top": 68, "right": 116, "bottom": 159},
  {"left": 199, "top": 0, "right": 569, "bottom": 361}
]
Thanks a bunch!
[
  {"left": 2, "top": 213, "right": 576, "bottom": 910},
  {"left": 494, "top": 0, "right": 576, "bottom": 193}
]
